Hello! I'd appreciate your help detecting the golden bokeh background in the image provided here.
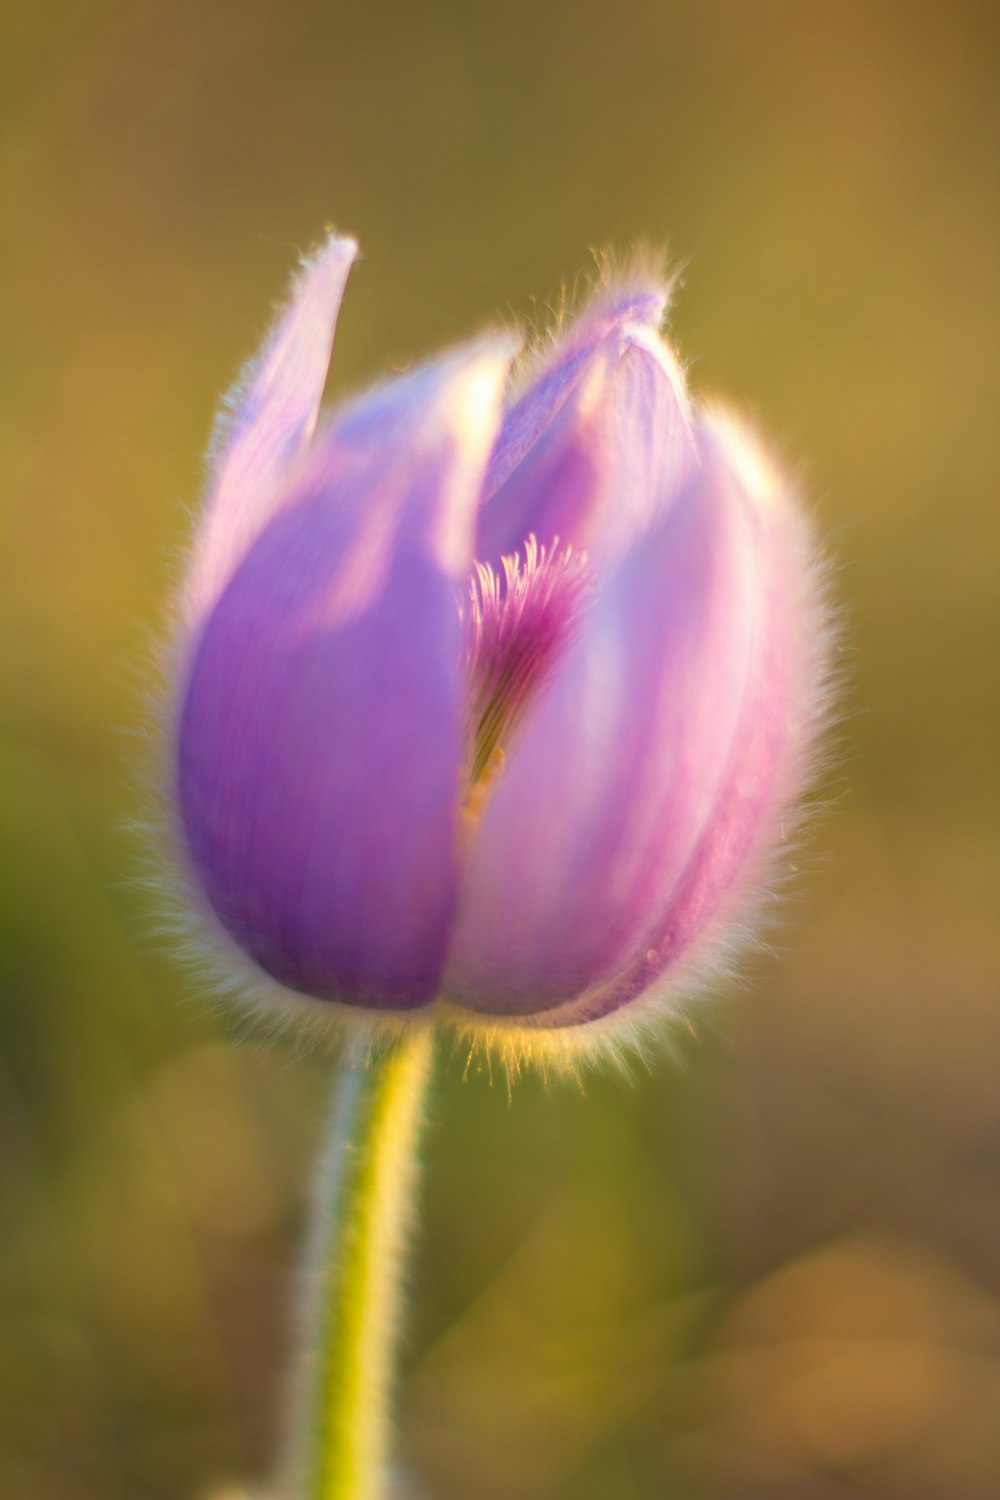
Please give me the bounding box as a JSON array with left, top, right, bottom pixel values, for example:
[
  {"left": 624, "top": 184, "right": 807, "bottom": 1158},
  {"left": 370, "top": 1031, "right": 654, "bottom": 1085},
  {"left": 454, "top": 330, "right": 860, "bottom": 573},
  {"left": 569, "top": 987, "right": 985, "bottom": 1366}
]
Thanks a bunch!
[{"left": 2, "top": 2, "right": 998, "bottom": 1497}]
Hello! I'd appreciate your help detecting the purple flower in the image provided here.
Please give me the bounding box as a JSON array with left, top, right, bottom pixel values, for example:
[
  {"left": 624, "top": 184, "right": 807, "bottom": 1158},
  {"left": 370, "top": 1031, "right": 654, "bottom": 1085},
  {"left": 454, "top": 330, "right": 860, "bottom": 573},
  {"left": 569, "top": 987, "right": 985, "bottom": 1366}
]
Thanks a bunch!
[{"left": 171, "top": 232, "right": 828, "bottom": 1051}]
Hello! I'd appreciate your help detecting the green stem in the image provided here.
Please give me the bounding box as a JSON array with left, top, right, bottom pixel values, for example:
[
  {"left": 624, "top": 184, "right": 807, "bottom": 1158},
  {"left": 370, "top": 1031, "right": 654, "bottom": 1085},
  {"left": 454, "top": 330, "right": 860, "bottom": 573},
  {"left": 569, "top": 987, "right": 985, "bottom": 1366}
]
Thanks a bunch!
[{"left": 292, "top": 1025, "right": 435, "bottom": 1500}]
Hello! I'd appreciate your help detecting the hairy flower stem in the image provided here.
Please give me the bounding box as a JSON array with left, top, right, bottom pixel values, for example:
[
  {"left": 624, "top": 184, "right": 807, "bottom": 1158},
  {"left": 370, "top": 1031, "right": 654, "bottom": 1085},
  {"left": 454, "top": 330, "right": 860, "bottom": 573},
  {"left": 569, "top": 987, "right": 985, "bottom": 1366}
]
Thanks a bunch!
[{"left": 294, "top": 1027, "right": 435, "bottom": 1500}]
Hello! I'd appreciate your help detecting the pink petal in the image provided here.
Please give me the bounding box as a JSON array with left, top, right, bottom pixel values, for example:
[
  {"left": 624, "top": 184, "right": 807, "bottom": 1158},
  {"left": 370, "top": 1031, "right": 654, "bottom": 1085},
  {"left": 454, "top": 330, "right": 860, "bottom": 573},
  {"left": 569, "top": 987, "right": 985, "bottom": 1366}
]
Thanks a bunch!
[
  {"left": 444, "top": 427, "right": 796, "bottom": 1019},
  {"left": 477, "top": 284, "right": 695, "bottom": 566},
  {"left": 475, "top": 358, "right": 610, "bottom": 574},
  {"left": 485, "top": 285, "right": 668, "bottom": 494},
  {"left": 531, "top": 419, "right": 827, "bottom": 1028}
]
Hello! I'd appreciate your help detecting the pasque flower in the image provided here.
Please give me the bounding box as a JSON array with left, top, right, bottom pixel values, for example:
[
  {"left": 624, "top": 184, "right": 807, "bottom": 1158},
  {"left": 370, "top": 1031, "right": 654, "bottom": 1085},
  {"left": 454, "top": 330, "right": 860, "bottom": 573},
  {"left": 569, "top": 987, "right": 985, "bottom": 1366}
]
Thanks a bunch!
[{"left": 173, "top": 232, "right": 826, "bottom": 1050}]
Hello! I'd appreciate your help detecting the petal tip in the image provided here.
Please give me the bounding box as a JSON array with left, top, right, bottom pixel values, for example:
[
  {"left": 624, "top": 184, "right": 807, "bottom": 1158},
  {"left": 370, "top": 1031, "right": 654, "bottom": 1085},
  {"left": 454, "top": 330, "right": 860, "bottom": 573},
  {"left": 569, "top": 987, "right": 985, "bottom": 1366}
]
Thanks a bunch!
[
  {"left": 585, "top": 242, "right": 679, "bottom": 334},
  {"left": 312, "top": 226, "right": 359, "bottom": 266}
]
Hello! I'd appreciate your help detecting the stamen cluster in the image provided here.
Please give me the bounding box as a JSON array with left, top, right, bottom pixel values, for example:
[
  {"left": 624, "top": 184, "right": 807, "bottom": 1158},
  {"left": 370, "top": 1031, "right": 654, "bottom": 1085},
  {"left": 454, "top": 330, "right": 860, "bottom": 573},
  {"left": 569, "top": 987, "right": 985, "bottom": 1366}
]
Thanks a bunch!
[{"left": 463, "top": 536, "right": 590, "bottom": 785}]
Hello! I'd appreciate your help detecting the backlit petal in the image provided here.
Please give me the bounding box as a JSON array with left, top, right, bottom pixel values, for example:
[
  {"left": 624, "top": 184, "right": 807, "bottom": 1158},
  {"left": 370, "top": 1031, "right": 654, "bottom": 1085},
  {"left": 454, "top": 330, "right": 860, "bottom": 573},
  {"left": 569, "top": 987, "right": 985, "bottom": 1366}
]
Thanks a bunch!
[
  {"left": 527, "top": 416, "right": 827, "bottom": 1027},
  {"left": 183, "top": 232, "right": 357, "bottom": 629},
  {"left": 478, "top": 284, "right": 695, "bottom": 565},
  {"left": 444, "top": 430, "right": 779, "bottom": 1019}
]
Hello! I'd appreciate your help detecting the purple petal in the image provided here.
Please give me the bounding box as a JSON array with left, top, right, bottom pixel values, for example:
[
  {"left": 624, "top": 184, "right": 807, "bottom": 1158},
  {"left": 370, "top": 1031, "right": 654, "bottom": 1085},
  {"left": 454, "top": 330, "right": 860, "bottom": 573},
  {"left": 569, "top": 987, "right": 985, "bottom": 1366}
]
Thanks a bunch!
[
  {"left": 183, "top": 232, "right": 357, "bottom": 629},
  {"left": 177, "top": 343, "right": 511, "bottom": 1010},
  {"left": 444, "top": 427, "right": 802, "bottom": 1020},
  {"left": 477, "top": 283, "right": 695, "bottom": 566},
  {"left": 485, "top": 285, "right": 667, "bottom": 493},
  {"left": 474, "top": 360, "right": 610, "bottom": 574},
  {"left": 547, "top": 418, "right": 827, "bottom": 1027},
  {"left": 596, "top": 324, "right": 696, "bottom": 554}
]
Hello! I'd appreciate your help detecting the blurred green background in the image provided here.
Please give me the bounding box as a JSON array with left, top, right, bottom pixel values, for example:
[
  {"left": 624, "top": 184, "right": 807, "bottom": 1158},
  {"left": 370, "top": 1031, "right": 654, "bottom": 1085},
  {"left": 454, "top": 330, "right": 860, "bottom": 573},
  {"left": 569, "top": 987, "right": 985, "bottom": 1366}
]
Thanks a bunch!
[{"left": 2, "top": 2, "right": 998, "bottom": 1497}]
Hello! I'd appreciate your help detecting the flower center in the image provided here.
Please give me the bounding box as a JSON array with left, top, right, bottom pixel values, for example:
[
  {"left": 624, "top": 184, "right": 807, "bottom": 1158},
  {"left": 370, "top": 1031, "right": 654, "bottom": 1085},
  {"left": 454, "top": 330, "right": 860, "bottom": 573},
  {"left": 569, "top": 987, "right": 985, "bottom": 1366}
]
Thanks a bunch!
[{"left": 461, "top": 535, "right": 590, "bottom": 799}]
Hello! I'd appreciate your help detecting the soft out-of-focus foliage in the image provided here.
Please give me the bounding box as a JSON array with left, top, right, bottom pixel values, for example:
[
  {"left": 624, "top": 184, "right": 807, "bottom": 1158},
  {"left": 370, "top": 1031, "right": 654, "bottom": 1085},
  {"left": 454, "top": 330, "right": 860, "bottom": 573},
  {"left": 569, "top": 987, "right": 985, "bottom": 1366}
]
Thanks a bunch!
[{"left": 2, "top": 2, "right": 997, "bottom": 1497}]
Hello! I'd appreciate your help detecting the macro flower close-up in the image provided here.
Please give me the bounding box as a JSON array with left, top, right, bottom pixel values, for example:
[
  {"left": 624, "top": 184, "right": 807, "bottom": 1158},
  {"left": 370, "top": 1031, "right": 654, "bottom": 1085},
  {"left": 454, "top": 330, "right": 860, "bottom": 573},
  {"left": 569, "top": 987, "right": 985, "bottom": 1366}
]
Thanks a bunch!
[
  {"left": 6, "top": 7, "right": 997, "bottom": 1499},
  {"left": 173, "top": 232, "right": 825, "bottom": 1052}
]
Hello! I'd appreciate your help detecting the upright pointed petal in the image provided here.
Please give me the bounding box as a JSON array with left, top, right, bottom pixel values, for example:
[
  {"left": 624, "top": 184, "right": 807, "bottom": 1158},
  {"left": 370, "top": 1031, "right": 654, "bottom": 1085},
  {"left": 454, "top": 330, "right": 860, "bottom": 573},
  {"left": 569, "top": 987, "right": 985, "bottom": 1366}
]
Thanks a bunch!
[
  {"left": 485, "top": 283, "right": 668, "bottom": 495},
  {"left": 478, "top": 285, "right": 695, "bottom": 567},
  {"left": 176, "top": 342, "right": 512, "bottom": 1010},
  {"left": 183, "top": 232, "right": 357, "bottom": 629},
  {"left": 445, "top": 427, "right": 800, "bottom": 1020}
]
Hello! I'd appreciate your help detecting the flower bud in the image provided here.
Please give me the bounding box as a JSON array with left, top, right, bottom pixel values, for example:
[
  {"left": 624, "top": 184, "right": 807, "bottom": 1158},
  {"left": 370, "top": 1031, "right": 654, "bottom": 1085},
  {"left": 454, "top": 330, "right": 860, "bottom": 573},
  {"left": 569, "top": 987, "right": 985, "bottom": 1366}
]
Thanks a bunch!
[{"left": 169, "top": 233, "right": 829, "bottom": 1057}]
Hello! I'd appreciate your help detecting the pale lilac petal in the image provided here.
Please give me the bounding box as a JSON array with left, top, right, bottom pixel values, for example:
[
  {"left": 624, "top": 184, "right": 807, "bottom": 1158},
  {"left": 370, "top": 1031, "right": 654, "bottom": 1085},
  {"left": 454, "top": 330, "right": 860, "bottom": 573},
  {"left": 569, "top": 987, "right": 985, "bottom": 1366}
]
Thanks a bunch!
[
  {"left": 444, "top": 431, "right": 779, "bottom": 1018},
  {"left": 475, "top": 360, "right": 610, "bottom": 572},
  {"left": 478, "top": 291, "right": 695, "bottom": 567},
  {"left": 177, "top": 343, "right": 511, "bottom": 1009},
  {"left": 183, "top": 232, "right": 357, "bottom": 629},
  {"left": 596, "top": 325, "right": 696, "bottom": 554},
  {"left": 527, "top": 420, "right": 826, "bottom": 1028},
  {"left": 484, "top": 285, "right": 667, "bottom": 494}
]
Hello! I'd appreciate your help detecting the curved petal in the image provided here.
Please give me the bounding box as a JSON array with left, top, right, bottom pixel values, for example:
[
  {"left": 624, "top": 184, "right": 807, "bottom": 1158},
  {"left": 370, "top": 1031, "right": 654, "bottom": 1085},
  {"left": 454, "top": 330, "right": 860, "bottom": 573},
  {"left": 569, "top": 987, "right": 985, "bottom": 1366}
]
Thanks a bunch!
[
  {"left": 478, "top": 289, "right": 695, "bottom": 568},
  {"left": 183, "top": 232, "right": 357, "bottom": 629},
  {"left": 444, "top": 431, "right": 778, "bottom": 1019},
  {"left": 176, "top": 343, "right": 511, "bottom": 1010},
  {"left": 532, "top": 421, "right": 827, "bottom": 1027},
  {"left": 475, "top": 354, "right": 610, "bottom": 571},
  {"left": 591, "top": 323, "right": 697, "bottom": 562},
  {"left": 484, "top": 283, "right": 668, "bottom": 495}
]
